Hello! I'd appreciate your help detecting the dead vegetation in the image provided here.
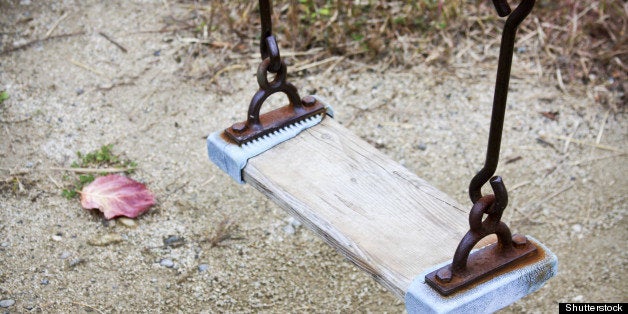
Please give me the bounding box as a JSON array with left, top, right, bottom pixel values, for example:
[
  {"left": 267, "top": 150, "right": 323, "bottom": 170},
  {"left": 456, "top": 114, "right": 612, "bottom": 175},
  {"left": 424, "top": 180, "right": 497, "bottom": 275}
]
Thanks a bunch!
[
  {"left": 0, "top": 1, "right": 623, "bottom": 107},
  {"left": 204, "top": 218, "right": 243, "bottom": 248},
  {"left": 160, "top": 0, "right": 625, "bottom": 109}
]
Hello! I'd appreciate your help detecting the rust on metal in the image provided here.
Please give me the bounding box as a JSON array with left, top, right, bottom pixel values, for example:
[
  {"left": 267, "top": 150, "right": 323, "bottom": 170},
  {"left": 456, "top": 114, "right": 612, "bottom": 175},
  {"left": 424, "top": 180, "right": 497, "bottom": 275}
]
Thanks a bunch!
[
  {"left": 223, "top": 57, "right": 326, "bottom": 145},
  {"left": 425, "top": 236, "right": 538, "bottom": 296},
  {"left": 224, "top": 98, "right": 326, "bottom": 145},
  {"left": 424, "top": 0, "right": 539, "bottom": 297},
  {"left": 223, "top": 0, "right": 329, "bottom": 145},
  {"left": 259, "top": 0, "right": 281, "bottom": 73},
  {"left": 425, "top": 176, "right": 540, "bottom": 296},
  {"left": 468, "top": 0, "right": 536, "bottom": 203}
]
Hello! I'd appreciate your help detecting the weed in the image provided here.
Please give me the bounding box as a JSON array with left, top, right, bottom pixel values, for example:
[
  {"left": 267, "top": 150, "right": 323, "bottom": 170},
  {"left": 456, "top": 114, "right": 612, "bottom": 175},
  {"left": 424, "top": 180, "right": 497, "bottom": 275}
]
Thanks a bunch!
[
  {"left": 205, "top": 218, "right": 242, "bottom": 248},
  {"left": 70, "top": 145, "right": 137, "bottom": 174},
  {"left": 62, "top": 145, "right": 137, "bottom": 199},
  {"left": 0, "top": 175, "right": 37, "bottom": 196},
  {"left": 62, "top": 174, "right": 95, "bottom": 199},
  {"left": 0, "top": 91, "right": 8, "bottom": 104}
]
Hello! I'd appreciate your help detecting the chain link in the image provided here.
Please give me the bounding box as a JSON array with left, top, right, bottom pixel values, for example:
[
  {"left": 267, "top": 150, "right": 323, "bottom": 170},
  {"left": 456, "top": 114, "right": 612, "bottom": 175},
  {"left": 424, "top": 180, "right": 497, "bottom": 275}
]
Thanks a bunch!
[{"left": 259, "top": 0, "right": 281, "bottom": 73}]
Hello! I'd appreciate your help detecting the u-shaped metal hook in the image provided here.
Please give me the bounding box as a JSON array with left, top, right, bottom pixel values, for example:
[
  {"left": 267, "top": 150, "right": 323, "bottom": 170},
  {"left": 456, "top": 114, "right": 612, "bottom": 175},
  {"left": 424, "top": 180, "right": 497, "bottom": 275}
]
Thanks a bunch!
[
  {"left": 425, "top": 2, "right": 539, "bottom": 296},
  {"left": 453, "top": 176, "right": 512, "bottom": 273},
  {"left": 468, "top": 0, "right": 535, "bottom": 203}
]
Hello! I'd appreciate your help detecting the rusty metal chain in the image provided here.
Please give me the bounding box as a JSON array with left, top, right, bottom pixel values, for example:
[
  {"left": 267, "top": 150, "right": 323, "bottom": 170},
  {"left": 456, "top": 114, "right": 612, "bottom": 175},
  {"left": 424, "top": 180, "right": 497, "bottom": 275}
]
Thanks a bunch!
[
  {"left": 468, "top": 0, "right": 536, "bottom": 203},
  {"left": 259, "top": 0, "right": 281, "bottom": 73},
  {"left": 223, "top": 0, "right": 331, "bottom": 145},
  {"left": 425, "top": 0, "right": 537, "bottom": 296}
]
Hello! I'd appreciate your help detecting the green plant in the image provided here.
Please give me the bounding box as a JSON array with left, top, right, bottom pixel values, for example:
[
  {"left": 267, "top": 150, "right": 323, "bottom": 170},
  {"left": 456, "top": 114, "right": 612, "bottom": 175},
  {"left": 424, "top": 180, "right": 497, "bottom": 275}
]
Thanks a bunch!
[
  {"left": 62, "top": 174, "right": 95, "bottom": 199},
  {"left": 0, "top": 91, "right": 8, "bottom": 104},
  {"left": 62, "top": 145, "right": 137, "bottom": 199}
]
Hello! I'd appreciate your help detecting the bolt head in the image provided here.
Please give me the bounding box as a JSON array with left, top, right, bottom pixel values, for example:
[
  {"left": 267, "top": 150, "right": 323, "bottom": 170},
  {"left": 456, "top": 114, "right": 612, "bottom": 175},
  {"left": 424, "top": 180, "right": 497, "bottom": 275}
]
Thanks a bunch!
[
  {"left": 302, "top": 96, "right": 316, "bottom": 107},
  {"left": 436, "top": 268, "right": 452, "bottom": 283},
  {"left": 231, "top": 122, "right": 247, "bottom": 133},
  {"left": 512, "top": 234, "right": 528, "bottom": 248}
]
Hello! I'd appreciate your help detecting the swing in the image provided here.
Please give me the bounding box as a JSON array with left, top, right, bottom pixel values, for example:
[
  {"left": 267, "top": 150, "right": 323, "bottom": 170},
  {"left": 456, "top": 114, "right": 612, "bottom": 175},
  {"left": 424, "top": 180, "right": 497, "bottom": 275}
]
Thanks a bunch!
[{"left": 207, "top": 1, "right": 557, "bottom": 313}]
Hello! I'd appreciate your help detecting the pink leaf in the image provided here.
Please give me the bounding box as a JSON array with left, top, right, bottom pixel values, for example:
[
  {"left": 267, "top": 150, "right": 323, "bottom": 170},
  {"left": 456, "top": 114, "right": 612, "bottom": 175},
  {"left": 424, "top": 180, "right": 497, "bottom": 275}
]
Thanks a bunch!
[{"left": 80, "top": 174, "right": 155, "bottom": 219}]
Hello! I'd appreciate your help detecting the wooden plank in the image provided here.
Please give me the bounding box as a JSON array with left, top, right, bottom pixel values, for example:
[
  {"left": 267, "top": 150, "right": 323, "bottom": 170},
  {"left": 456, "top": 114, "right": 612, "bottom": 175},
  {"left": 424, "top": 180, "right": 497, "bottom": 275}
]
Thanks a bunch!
[{"left": 243, "top": 118, "right": 471, "bottom": 299}]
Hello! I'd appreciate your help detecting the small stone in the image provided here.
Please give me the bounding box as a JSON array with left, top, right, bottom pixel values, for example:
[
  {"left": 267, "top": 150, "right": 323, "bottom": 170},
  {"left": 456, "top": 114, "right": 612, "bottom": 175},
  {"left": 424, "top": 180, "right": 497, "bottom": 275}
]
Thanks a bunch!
[
  {"left": 160, "top": 259, "right": 174, "bottom": 268},
  {"left": 417, "top": 143, "right": 427, "bottom": 151},
  {"left": 59, "top": 251, "right": 71, "bottom": 259},
  {"left": 0, "top": 299, "right": 15, "bottom": 308},
  {"left": 51, "top": 235, "right": 62, "bottom": 242},
  {"left": 69, "top": 258, "right": 85, "bottom": 268},
  {"left": 283, "top": 224, "right": 295, "bottom": 235},
  {"left": 41, "top": 278, "right": 49, "bottom": 285},
  {"left": 87, "top": 233, "right": 123, "bottom": 246},
  {"left": 572, "top": 295, "right": 584, "bottom": 302},
  {"left": 100, "top": 82, "right": 115, "bottom": 90},
  {"left": 198, "top": 264, "right": 209, "bottom": 272},
  {"left": 163, "top": 235, "right": 185, "bottom": 248},
  {"left": 75, "top": 88, "right": 84, "bottom": 95},
  {"left": 117, "top": 217, "right": 137, "bottom": 228},
  {"left": 287, "top": 217, "right": 302, "bottom": 228},
  {"left": 1, "top": 242, "right": 8, "bottom": 247},
  {"left": 571, "top": 224, "right": 582, "bottom": 233}
]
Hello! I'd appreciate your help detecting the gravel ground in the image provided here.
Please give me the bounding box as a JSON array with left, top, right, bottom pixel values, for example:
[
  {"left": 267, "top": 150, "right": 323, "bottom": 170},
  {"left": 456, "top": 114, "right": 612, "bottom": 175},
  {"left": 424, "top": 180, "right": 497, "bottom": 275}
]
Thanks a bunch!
[{"left": 0, "top": 1, "right": 626, "bottom": 313}]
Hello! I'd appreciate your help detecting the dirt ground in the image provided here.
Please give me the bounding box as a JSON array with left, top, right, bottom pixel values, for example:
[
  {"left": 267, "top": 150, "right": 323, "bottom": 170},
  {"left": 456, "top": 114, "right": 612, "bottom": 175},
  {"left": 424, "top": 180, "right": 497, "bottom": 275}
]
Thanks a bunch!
[{"left": 0, "top": 1, "right": 626, "bottom": 313}]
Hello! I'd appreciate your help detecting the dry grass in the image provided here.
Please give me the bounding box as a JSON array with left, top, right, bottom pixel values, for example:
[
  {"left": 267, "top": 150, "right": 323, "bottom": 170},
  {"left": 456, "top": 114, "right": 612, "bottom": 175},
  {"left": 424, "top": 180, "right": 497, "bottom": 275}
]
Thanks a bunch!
[{"left": 166, "top": 0, "right": 625, "bottom": 108}]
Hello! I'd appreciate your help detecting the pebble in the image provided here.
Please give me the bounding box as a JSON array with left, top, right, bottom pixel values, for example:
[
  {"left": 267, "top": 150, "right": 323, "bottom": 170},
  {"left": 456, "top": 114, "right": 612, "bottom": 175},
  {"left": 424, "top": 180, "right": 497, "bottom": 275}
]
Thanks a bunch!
[
  {"left": 51, "top": 235, "right": 62, "bottom": 242},
  {"left": 283, "top": 217, "right": 302, "bottom": 235},
  {"left": 572, "top": 295, "right": 584, "bottom": 302},
  {"left": 0, "top": 299, "right": 15, "bottom": 308},
  {"left": 198, "top": 264, "right": 209, "bottom": 272},
  {"left": 287, "top": 217, "right": 302, "bottom": 228},
  {"left": 283, "top": 224, "right": 295, "bottom": 235},
  {"left": 117, "top": 217, "right": 137, "bottom": 228},
  {"left": 163, "top": 235, "right": 185, "bottom": 248},
  {"left": 1, "top": 242, "right": 8, "bottom": 247},
  {"left": 59, "top": 251, "right": 71, "bottom": 259},
  {"left": 160, "top": 259, "right": 174, "bottom": 268},
  {"left": 69, "top": 258, "right": 85, "bottom": 267},
  {"left": 41, "top": 278, "right": 49, "bottom": 285},
  {"left": 87, "top": 233, "right": 123, "bottom": 246},
  {"left": 572, "top": 224, "right": 582, "bottom": 233}
]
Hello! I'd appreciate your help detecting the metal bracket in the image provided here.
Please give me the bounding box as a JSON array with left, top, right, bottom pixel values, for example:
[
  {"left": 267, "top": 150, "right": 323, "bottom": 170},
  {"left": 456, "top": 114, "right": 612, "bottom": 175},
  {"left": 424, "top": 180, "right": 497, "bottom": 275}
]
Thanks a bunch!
[
  {"left": 223, "top": 59, "right": 327, "bottom": 145},
  {"left": 425, "top": 234, "right": 538, "bottom": 296},
  {"left": 425, "top": 177, "right": 540, "bottom": 296}
]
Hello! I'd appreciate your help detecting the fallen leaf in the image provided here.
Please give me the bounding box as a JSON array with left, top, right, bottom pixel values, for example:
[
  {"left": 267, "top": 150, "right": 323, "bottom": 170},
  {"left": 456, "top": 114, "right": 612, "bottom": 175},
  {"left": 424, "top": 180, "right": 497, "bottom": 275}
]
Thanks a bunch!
[{"left": 80, "top": 174, "right": 155, "bottom": 219}]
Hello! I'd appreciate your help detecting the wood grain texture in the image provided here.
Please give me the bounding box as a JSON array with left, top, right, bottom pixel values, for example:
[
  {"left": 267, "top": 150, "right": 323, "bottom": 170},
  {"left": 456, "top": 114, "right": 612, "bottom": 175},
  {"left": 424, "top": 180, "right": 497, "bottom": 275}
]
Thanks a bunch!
[{"left": 243, "top": 118, "right": 471, "bottom": 299}]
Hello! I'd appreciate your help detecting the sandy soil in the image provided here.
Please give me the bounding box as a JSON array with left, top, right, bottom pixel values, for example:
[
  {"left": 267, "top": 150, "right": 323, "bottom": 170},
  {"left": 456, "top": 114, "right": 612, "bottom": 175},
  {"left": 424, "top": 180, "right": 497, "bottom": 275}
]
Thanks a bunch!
[{"left": 1, "top": 1, "right": 626, "bottom": 313}]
